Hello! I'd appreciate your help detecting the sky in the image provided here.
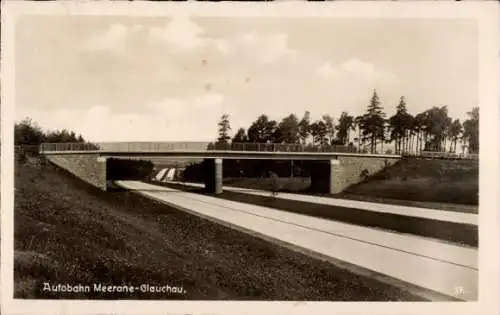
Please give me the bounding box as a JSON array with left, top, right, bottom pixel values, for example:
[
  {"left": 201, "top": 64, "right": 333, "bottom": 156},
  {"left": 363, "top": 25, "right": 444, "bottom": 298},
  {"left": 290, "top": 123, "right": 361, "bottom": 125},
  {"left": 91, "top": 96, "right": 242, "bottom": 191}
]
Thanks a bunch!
[{"left": 15, "top": 15, "right": 478, "bottom": 142}]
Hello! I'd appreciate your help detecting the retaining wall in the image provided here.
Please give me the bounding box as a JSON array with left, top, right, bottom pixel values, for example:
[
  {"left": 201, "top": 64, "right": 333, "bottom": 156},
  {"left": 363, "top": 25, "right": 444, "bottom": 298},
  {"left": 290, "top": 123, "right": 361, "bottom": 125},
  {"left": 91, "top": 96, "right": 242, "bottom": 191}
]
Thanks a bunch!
[
  {"left": 45, "top": 154, "right": 107, "bottom": 190},
  {"left": 337, "top": 156, "right": 400, "bottom": 192},
  {"left": 309, "top": 156, "right": 400, "bottom": 194}
]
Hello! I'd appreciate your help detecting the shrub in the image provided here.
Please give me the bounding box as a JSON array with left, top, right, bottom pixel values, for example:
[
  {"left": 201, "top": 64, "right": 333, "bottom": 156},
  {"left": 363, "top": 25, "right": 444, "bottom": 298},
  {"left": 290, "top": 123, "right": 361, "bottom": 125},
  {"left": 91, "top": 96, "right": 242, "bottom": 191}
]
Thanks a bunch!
[
  {"left": 360, "top": 169, "right": 369, "bottom": 181},
  {"left": 269, "top": 172, "right": 281, "bottom": 196}
]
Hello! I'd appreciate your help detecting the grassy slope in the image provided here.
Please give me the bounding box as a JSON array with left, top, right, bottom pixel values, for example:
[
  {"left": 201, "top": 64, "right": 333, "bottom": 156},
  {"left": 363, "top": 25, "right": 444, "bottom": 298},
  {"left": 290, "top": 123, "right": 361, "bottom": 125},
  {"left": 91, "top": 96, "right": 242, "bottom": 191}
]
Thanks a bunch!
[
  {"left": 14, "top": 161, "right": 425, "bottom": 301},
  {"left": 343, "top": 159, "right": 479, "bottom": 206}
]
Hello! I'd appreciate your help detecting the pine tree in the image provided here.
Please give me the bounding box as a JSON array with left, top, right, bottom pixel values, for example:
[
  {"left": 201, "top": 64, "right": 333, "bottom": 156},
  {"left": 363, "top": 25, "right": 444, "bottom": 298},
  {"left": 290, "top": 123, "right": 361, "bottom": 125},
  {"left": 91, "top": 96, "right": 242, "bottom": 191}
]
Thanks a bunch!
[
  {"left": 389, "top": 96, "right": 413, "bottom": 154},
  {"left": 298, "top": 111, "right": 311, "bottom": 144},
  {"left": 232, "top": 128, "right": 248, "bottom": 143},
  {"left": 216, "top": 114, "right": 231, "bottom": 144},
  {"left": 359, "top": 90, "right": 386, "bottom": 153}
]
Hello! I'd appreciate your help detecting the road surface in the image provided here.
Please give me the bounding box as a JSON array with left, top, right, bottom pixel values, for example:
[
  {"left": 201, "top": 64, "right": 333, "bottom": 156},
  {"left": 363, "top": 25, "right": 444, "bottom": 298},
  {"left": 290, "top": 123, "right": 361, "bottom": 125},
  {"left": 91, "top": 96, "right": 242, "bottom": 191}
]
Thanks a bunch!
[
  {"left": 165, "top": 181, "right": 477, "bottom": 225},
  {"left": 117, "top": 180, "right": 477, "bottom": 301}
]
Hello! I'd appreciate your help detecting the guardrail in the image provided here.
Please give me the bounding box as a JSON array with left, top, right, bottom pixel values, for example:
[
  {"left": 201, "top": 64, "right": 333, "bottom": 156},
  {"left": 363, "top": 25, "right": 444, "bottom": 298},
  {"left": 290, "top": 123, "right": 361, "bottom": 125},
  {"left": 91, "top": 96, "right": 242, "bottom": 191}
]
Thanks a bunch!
[
  {"left": 403, "top": 151, "right": 479, "bottom": 160},
  {"left": 36, "top": 142, "right": 480, "bottom": 159},
  {"left": 97, "top": 142, "right": 209, "bottom": 152},
  {"left": 39, "top": 142, "right": 365, "bottom": 154},
  {"left": 39, "top": 143, "right": 100, "bottom": 152},
  {"left": 210, "top": 142, "right": 362, "bottom": 153}
]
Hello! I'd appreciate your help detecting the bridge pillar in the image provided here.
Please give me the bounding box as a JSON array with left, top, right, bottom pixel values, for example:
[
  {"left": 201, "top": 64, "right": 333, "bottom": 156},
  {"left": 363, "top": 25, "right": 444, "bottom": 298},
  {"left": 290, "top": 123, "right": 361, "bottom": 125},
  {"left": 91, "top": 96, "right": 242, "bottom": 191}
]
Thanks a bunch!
[
  {"left": 204, "top": 158, "right": 223, "bottom": 194},
  {"left": 309, "top": 159, "right": 341, "bottom": 194}
]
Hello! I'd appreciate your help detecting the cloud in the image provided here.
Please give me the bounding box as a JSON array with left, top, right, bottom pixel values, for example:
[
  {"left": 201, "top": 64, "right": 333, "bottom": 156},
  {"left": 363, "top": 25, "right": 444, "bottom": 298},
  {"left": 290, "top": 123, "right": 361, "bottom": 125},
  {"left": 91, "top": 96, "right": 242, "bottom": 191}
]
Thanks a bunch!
[
  {"left": 213, "top": 39, "right": 230, "bottom": 56},
  {"left": 17, "top": 16, "right": 477, "bottom": 146},
  {"left": 262, "top": 33, "right": 296, "bottom": 63},
  {"left": 341, "top": 58, "right": 376, "bottom": 76},
  {"left": 84, "top": 15, "right": 230, "bottom": 57},
  {"left": 317, "top": 58, "right": 396, "bottom": 84},
  {"left": 148, "top": 18, "right": 296, "bottom": 62},
  {"left": 149, "top": 15, "right": 207, "bottom": 52},
  {"left": 153, "top": 92, "right": 224, "bottom": 114},
  {"left": 236, "top": 32, "right": 297, "bottom": 63},
  {"left": 83, "top": 17, "right": 297, "bottom": 67},
  {"left": 342, "top": 58, "right": 396, "bottom": 82},
  {"left": 84, "top": 23, "right": 128, "bottom": 52},
  {"left": 193, "top": 93, "right": 225, "bottom": 109},
  {"left": 239, "top": 32, "right": 258, "bottom": 45},
  {"left": 317, "top": 61, "right": 338, "bottom": 78},
  {"left": 18, "top": 91, "right": 227, "bottom": 142}
]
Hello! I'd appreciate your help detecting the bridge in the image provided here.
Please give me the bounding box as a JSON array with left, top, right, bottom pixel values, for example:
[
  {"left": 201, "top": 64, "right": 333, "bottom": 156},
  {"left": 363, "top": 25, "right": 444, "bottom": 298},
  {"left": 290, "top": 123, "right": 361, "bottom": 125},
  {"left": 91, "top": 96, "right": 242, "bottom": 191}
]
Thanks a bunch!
[{"left": 39, "top": 142, "right": 401, "bottom": 194}]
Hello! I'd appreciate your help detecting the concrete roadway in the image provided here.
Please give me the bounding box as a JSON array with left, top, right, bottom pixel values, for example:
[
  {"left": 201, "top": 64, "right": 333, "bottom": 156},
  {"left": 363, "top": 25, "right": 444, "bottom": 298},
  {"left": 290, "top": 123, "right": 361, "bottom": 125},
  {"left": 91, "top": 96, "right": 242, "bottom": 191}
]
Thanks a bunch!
[
  {"left": 116, "top": 180, "right": 477, "bottom": 301},
  {"left": 165, "top": 181, "right": 477, "bottom": 226}
]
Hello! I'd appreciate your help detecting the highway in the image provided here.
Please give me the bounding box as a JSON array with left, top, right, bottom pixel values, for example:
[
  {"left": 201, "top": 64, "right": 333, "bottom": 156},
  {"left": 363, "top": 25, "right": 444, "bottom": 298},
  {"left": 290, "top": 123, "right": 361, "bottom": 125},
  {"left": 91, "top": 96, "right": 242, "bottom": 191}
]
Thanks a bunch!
[
  {"left": 165, "top": 181, "right": 477, "bottom": 225},
  {"left": 116, "top": 180, "right": 478, "bottom": 301}
]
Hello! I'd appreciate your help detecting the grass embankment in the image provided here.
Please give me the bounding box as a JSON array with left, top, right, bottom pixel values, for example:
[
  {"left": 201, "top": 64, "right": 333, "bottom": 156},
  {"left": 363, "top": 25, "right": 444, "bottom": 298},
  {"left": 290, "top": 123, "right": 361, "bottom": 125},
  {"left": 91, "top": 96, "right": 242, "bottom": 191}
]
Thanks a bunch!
[
  {"left": 344, "top": 158, "right": 479, "bottom": 206},
  {"left": 14, "top": 160, "right": 425, "bottom": 301},
  {"left": 156, "top": 182, "right": 478, "bottom": 248}
]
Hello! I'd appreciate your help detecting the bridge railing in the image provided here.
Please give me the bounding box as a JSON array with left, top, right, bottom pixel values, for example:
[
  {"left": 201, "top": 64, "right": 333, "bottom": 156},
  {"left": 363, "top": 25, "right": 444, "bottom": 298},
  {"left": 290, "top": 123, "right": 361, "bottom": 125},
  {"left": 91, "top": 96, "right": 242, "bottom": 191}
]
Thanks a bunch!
[
  {"left": 211, "top": 142, "right": 361, "bottom": 153},
  {"left": 39, "top": 142, "right": 211, "bottom": 152},
  {"left": 403, "top": 151, "right": 479, "bottom": 160},
  {"left": 38, "top": 142, "right": 479, "bottom": 159},
  {"left": 39, "top": 142, "right": 101, "bottom": 153},
  {"left": 39, "top": 141, "right": 365, "bottom": 153},
  {"left": 96, "top": 142, "right": 209, "bottom": 152}
]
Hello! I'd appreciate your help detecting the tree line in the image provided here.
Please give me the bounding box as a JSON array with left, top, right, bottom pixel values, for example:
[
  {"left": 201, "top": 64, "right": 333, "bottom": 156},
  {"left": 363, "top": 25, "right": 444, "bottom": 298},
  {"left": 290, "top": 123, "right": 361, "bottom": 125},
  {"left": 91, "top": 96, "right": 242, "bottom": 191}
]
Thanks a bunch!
[
  {"left": 14, "top": 118, "right": 92, "bottom": 146},
  {"left": 214, "top": 90, "right": 480, "bottom": 155}
]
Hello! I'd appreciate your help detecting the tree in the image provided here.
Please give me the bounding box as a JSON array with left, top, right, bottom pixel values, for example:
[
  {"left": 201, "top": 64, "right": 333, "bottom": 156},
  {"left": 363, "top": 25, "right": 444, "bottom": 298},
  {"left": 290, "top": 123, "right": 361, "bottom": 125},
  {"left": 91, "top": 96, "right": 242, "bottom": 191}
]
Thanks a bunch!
[
  {"left": 335, "top": 112, "right": 355, "bottom": 146},
  {"left": 232, "top": 128, "right": 248, "bottom": 143},
  {"left": 462, "top": 107, "right": 479, "bottom": 154},
  {"left": 447, "top": 119, "right": 462, "bottom": 153},
  {"left": 322, "top": 115, "right": 335, "bottom": 144},
  {"left": 14, "top": 118, "right": 45, "bottom": 145},
  {"left": 359, "top": 90, "right": 386, "bottom": 153},
  {"left": 216, "top": 114, "right": 231, "bottom": 144},
  {"left": 412, "top": 112, "right": 427, "bottom": 153},
  {"left": 310, "top": 120, "right": 328, "bottom": 145},
  {"left": 247, "top": 115, "right": 277, "bottom": 143},
  {"left": 421, "top": 106, "right": 451, "bottom": 152},
  {"left": 274, "top": 114, "right": 300, "bottom": 144},
  {"left": 353, "top": 115, "right": 365, "bottom": 152},
  {"left": 379, "top": 120, "right": 390, "bottom": 153},
  {"left": 389, "top": 96, "right": 413, "bottom": 154},
  {"left": 298, "top": 111, "right": 311, "bottom": 144},
  {"left": 15, "top": 117, "right": 94, "bottom": 150}
]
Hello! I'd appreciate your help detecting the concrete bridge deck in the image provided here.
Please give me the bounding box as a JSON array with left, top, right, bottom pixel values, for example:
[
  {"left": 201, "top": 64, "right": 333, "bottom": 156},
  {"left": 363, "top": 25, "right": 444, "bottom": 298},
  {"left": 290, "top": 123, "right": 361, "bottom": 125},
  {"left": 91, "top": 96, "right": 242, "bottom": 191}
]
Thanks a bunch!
[
  {"left": 41, "top": 149, "right": 401, "bottom": 160},
  {"left": 116, "top": 180, "right": 477, "bottom": 301}
]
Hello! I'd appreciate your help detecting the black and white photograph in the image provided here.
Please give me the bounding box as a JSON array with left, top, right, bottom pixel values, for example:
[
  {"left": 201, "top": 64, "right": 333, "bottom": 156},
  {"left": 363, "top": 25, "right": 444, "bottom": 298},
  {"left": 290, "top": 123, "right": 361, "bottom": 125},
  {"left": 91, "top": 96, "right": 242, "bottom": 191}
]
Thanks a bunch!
[{"left": 1, "top": 2, "right": 499, "bottom": 315}]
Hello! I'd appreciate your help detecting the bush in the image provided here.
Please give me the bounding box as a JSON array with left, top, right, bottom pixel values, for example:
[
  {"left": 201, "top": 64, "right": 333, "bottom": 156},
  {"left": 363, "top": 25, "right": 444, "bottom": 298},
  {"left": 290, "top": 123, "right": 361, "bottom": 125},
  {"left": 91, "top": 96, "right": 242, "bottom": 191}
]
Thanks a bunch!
[
  {"left": 360, "top": 169, "right": 369, "bottom": 181},
  {"left": 269, "top": 172, "right": 281, "bottom": 196}
]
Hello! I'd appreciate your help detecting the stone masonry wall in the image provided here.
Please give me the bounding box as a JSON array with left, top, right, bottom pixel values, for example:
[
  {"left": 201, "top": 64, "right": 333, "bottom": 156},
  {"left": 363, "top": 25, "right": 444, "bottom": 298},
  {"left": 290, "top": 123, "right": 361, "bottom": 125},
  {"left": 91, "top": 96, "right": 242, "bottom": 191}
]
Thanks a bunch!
[
  {"left": 337, "top": 156, "right": 400, "bottom": 192},
  {"left": 46, "top": 154, "right": 107, "bottom": 190}
]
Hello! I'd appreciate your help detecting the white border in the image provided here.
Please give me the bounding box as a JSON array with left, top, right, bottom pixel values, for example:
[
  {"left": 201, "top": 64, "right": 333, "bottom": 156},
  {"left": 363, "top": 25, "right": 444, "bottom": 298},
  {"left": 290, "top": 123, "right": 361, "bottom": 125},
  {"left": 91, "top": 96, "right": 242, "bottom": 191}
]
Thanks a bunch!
[{"left": 1, "top": 1, "right": 499, "bottom": 315}]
